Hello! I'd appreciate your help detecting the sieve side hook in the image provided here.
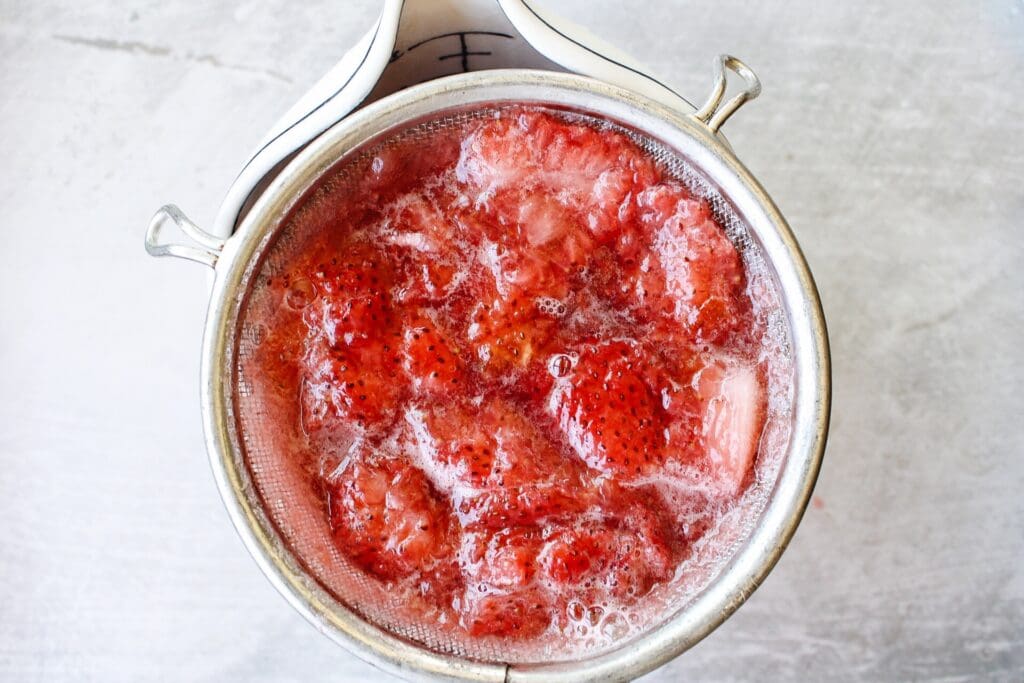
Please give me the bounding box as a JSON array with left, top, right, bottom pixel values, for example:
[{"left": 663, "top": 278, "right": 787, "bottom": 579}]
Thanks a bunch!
[
  {"left": 692, "top": 54, "right": 762, "bottom": 134},
  {"left": 145, "top": 205, "right": 224, "bottom": 269}
]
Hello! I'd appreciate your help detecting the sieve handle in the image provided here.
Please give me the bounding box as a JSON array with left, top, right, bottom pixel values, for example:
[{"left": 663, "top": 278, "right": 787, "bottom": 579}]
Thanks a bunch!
[
  {"left": 692, "top": 54, "right": 762, "bottom": 134},
  {"left": 145, "top": 205, "right": 224, "bottom": 269}
]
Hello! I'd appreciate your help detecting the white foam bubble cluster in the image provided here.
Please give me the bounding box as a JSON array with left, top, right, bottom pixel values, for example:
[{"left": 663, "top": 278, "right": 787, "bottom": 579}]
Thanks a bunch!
[{"left": 536, "top": 296, "right": 568, "bottom": 317}]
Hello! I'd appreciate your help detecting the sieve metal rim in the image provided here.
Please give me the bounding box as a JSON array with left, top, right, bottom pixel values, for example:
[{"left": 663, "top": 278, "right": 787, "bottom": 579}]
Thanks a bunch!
[{"left": 189, "top": 69, "right": 829, "bottom": 682}]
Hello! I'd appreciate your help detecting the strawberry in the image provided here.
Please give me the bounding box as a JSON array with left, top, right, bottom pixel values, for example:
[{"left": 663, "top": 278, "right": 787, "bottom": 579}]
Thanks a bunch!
[
  {"left": 643, "top": 347, "right": 706, "bottom": 465},
  {"left": 695, "top": 357, "right": 765, "bottom": 496},
  {"left": 301, "top": 341, "right": 404, "bottom": 432},
  {"left": 305, "top": 244, "right": 396, "bottom": 346},
  {"left": 456, "top": 109, "right": 656, "bottom": 227},
  {"left": 326, "top": 453, "right": 458, "bottom": 582},
  {"left": 453, "top": 476, "right": 592, "bottom": 530},
  {"left": 456, "top": 527, "right": 551, "bottom": 638},
  {"left": 459, "top": 527, "right": 543, "bottom": 590},
  {"left": 384, "top": 194, "right": 466, "bottom": 305},
  {"left": 549, "top": 339, "right": 667, "bottom": 478},
  {"left": 470, "top": 191, "right": 590, "bottom": 305},
  {"left": 459, "top": 587, "right": 551, "bottom": 638},
  {"left": 299, "top": 244, "right": 405, "bottom": 432},
  {"left": 638, "top": 184, "right": 749, "bottom": 344},
  {"left": 457, "top": 479, "right": 676, "bottom": 607},
  {"left": 466, "top": 293, "right": 559, "bottom": 375},
  {"left": 406, "top": 399, "right": 500, "bottom": 486},
  {"left": 361, "top": 133, "right": 462, "bottom": 201},
  {"left": 456, "top": 110, "right": 672, "bottom": 301},
  {"left": 587, "top": 243, "right": 669, "bottom": 324},
  {"left": 586, "top": 168, "right": 639, "bottom": 239},
  {"left": 407, "top": 397, "right": 590, "bottom": 528},
  {"left": 401, "top": 316, "right": 465, "bottom": 397},
  {"left": 455, "top": 115, "right": 535, "bottom": 191},
  {"left": 538, "top": 514, "right": 673, "bottom": 601},
  {"left": 457, "top": 267, "right": 574, "bottom": 402},
  {"left": 407, "top": 397, "right": 568, "bottom": 489}
]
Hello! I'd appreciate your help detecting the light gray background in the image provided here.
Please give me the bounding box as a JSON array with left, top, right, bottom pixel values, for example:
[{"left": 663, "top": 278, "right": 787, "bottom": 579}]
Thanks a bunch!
[{"left": 1, "top": 1, "right": 1021, "bottom": 681}]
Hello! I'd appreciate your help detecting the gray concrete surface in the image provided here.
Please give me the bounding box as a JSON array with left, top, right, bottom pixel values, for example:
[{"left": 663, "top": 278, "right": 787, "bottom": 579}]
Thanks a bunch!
[{"left": 1, "top": 1, "right": 1021, "bottom": 681}]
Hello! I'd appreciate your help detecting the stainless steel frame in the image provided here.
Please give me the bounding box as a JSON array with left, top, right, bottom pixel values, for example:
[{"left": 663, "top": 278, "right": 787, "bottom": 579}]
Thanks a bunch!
[{"left": 146, "top": 64, "right": 830, "bottom": 683}]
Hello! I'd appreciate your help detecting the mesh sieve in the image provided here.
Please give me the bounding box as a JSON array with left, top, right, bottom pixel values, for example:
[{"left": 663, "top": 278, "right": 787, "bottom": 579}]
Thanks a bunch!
[{"left": 226, "top": 101, "right": 794, "bottom": 668}]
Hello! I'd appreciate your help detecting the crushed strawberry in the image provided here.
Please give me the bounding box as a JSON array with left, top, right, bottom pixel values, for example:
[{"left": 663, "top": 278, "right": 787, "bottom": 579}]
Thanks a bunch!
[
  {"left": 299, "top": 249, "right": 405, "bottom": 433},
  {"left": 549, "top": 340, "right": 667, "bottom": 478},
  {"left": 460, "top": 587, "right": 552, "bottom": 638},
  {"left": 407, "top": 397, "right": 573, "bottom": 492},
  {"left": 254, "top": 106, "right": 770, "bottom": 642},
  {"left": 305, "top": 246, "right": 395, "bottom": 346},
  {"left": 539, "top": 516, "right": 673, "bottom": 600},
  {"left": 466, "top": 294, "right": 559, "bottom": 375},
  {"left": 384, "top": 194, "right": 466, "bottom": 305},
  {"left": 456, "top": 109, "right": 657, "bottom": 229},
  {"left": 696, "top": 357, "right": 765, "bottom": 496},
  {"left": 457, "top": 527, "right": 551, "bottom": 637},
  {"left": 460, "top": 527, "right": 542, "bottom": 588},
  {"left": 301, "top": 341, "right": 403, "bottom": 432},
  {"left": 639, "top": 185, "right": 749, "bottom": 344},
  {"left": 326, "top": 452, "right": 457, "bottom": 582},
  {"left": 401, "top": 316, "right": 464, "bottom": 396}
]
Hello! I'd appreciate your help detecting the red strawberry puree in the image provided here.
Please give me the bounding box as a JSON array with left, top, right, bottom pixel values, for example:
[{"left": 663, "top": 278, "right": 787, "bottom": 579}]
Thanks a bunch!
[{"left": 250, "top": 107, "right": 768, "bottom": 639}]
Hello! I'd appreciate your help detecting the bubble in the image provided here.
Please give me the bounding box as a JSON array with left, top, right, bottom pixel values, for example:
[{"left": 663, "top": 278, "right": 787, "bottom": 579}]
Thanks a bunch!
[
  {"left": 285, "top": 277, "right": 316, "bottom": 310},
  {"left": 600, "top": 612, "right": 629, "bottom": 641},
  {"left": 535, "top": 296, "right": 568, "bottom": 317},
  {"left": 547, "top": 353, "right": 575, "bottom": 378}
]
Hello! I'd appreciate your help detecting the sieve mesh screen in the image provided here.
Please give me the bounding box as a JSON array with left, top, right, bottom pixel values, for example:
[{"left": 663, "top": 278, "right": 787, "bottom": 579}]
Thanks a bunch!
[{"left": 229, "top": 103, "right": 793, "bottom": 664}]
